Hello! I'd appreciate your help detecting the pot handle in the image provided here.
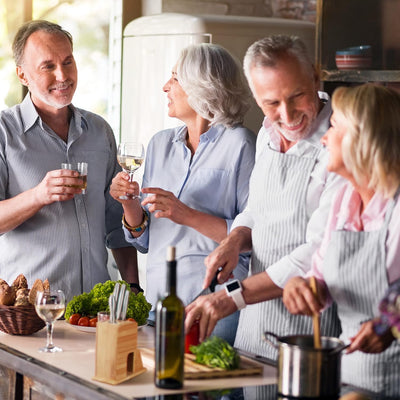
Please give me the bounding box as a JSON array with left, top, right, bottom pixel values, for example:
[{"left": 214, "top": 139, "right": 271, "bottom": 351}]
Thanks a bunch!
[
  {"left": 328, "top": 343, "right": 350, "bottom": 355},
  {"left": 263, "top": 331, "right": 280, "bottom": 350}
]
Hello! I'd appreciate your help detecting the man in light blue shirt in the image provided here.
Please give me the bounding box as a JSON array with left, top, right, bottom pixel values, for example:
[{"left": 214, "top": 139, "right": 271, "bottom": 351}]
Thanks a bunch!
[{"left": 0, "top": 20, "right": 138, "bottom": 301}]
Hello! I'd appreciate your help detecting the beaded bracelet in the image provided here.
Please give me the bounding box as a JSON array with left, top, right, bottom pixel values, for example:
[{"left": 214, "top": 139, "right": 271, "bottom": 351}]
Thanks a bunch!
[{"left": 122, "top": 209, "right": 148, "bottom": 234}]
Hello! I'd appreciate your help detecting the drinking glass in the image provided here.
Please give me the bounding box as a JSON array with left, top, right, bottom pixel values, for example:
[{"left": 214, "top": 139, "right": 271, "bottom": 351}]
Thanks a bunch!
[
  {"left": 117, "top": 142, "right": 145, "bottom": 200},
  {"left": 61, "top": 162, "right": 88, "bottom": 194},
  {"left": 35, "top": 290, "right": 65, "bottom": 353}
]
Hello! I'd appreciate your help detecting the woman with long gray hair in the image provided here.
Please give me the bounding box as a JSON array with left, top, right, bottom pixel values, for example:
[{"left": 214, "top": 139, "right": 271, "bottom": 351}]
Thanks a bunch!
[{"left": 111, "top": 43, "right": 256, "bottom": 344}]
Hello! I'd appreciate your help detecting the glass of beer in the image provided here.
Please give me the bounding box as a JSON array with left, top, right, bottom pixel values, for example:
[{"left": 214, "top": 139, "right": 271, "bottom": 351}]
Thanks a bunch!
[{"left": 61, "top": 162, "right": 88, "bottom": 194}]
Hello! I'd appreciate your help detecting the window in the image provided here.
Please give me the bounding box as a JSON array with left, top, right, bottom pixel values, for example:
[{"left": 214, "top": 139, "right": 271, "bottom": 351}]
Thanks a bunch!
[{"left": 0, "top": 0, "right": 121, "bottom": 135}]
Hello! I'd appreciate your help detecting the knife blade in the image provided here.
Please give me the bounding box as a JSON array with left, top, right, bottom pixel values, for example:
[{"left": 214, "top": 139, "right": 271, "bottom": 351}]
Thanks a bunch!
[
  {"left": 116, "top": 284, "right": 126, "bottom": 320},
  {"left": 120, "top": 290, "right": 130, "bottom": 321},
  {"left": 191, "top": 268, "right": 221, "bottom": 303}
]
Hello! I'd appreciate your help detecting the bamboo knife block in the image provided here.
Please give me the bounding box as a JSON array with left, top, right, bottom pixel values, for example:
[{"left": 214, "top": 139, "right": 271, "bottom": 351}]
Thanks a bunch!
[{"left": 93, "top": 320, "right": 146, "bottom": 385}]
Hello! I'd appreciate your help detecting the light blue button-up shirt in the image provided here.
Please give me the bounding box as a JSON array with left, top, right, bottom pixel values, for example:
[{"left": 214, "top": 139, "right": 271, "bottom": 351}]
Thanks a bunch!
[
  {"left": 124, "top": 124, "right": 256, "bottom": 309},
  {"left": 0, "top": 95, "right": 129, "bottom": 301}
]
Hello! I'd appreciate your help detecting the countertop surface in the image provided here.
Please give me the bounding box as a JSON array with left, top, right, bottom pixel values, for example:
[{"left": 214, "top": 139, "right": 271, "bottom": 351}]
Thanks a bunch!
[{"left": 0, "top": 320, "right": 277, "bottom": 399}]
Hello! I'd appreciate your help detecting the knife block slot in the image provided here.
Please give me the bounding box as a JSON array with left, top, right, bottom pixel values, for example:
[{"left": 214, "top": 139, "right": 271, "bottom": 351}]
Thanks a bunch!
[{"left": 93, "top": 320, "right": 146, "bottom": 385}]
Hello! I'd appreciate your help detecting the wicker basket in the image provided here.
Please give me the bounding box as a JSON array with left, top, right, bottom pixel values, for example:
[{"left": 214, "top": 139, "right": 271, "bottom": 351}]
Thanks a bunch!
[{"left": 0, "top": 304, "right": 45, "bottom": 335}]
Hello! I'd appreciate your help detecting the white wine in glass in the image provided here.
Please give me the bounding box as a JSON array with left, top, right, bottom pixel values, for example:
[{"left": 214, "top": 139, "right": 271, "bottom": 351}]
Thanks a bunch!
[
  {"left": 117, "top": 142, "right": 145, "bottom": 200},
  {"left": 35, "top": 290, "right": 65, "bottom": 353}
]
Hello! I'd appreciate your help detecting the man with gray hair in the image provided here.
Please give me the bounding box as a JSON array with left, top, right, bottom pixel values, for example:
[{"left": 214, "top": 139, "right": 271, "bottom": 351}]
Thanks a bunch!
[
  {"left": 0, "top": 20, "right": 139, "bottom": 301},
  {"left": 185, "top": 35, "right": 343, "bottom": 360}
]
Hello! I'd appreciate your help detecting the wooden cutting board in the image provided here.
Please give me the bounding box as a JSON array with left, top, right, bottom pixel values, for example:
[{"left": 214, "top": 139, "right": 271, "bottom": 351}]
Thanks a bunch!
[{"left": 140, "top": 347, "right": 263, "bottom": 379}]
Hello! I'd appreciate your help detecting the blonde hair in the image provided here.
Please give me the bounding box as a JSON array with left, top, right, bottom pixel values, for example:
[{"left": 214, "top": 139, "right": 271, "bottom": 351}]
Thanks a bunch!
[
  {"left": 332, "top": 84, "right": 400, "bottom": 198},
  {"left": 176, "top": 43, "right": 251, "bottom": 128}
]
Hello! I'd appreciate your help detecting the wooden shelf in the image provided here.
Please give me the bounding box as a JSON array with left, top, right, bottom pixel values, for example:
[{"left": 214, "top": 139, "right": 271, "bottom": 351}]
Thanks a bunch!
[
  {"left": 316, "top": 0, "right": 400, "bottom": 92},
  {"left": 321, "top": 70, "right": 400, "bottom": 83}
]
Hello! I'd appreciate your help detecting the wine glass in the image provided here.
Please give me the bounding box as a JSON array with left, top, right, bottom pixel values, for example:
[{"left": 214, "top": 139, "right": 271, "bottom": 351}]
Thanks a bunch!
[
  {"left": 117, "top": 142, "right": 145, "bottom": 200},
  {"left": 35, "top": 290, "right": 65, "bottom": 353}
]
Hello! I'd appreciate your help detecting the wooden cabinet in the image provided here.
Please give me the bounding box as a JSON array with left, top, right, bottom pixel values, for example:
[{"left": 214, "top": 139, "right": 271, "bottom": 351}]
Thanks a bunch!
[{"left": 316, "top": 0, "right": 400, "bottom": 92}]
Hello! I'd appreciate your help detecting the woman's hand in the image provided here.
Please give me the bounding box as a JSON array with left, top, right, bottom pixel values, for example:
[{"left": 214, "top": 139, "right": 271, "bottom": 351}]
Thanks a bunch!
[
  {"left": 141, "top": 187, "right": 192, "bottom": 225},
  {"left": 283, "top": 276, "right": 326, "bottom": 316},
  {"left": 110, "top": 172, "right": 140, "bottom": 203},
  {"left": 347, "top": 319, "right": 395, "bottom": 354}
]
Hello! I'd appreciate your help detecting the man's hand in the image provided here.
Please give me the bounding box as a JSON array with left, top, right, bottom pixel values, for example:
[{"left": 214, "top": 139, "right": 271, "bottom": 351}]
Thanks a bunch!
[
  {"left": 203, "top": 227, "right": 251, "bottom": 289},
  {"left": 185, "top": 290, "right": 237, "bottom": 343},
  {"left": 33, "top": 168, "right": 83, "bottom": 206}
]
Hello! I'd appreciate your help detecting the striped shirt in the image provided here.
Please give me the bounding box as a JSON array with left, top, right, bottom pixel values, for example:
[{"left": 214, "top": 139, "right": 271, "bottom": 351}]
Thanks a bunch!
[{"left": 0, "top": 95, "right": 128, "bottom": 301}]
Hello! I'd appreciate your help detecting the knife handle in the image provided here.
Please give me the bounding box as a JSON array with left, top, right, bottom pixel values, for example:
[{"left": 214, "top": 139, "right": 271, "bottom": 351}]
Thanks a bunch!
[{"left": 209, "top": 267, "right": 222, "bottom": 293}]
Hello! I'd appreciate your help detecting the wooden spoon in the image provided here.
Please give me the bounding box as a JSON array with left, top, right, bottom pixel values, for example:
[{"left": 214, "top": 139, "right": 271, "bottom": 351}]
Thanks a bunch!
[{"left": 309, "top": 276, "right": 321, "bottom": 349}]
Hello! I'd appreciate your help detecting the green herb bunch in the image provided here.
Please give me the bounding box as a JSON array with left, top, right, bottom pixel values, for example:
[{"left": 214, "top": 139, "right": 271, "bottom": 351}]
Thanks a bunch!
[{"left": 190, "top": 336, "right": 240, "bottom": 370}]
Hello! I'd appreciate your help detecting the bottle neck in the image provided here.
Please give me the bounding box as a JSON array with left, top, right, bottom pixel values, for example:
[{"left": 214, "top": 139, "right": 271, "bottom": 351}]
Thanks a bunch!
[{"left": 166, "top": 260, "right": 177, "bottom": 296}]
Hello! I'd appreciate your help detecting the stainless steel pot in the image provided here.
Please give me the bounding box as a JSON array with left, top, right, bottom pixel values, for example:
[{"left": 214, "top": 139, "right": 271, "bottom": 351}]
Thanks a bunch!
[{"left": 264, "top": 331, "right": 348, "bottom": 398}]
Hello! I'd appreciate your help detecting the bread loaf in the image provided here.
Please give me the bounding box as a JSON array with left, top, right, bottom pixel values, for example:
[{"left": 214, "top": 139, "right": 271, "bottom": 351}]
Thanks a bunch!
[
  {"left": 29, "top": 279, "right": 45, "bottom": 305},
  {"left": 15, "top": 288, "right": 30, "bottom": 306},
  {"left": 12, "top": 274, "right": 28, "bottom": 290},
  {"left": 0, "top": 282, "right": 16, "bottom": 305}
]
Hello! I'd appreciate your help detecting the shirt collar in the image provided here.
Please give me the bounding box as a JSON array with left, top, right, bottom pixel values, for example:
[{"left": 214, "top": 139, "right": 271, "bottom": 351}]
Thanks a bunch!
[
  {"left": 340, "top": 183, "right": 389, "bottom": 231},
  {"left": 173, "top": 124, "right": 223, "bottom": 143},
  {"left": 19, "top": 94, "right": 88, "bottom": 137}
]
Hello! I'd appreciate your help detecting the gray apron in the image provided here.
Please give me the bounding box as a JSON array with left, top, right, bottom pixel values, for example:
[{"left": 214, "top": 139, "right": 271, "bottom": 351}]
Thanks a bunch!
[
  {"left": 323, "top": 190, "right": 400, "bottom": 397},
  {"left": 235, "top": 144, "right": 341, "bottom": 360}
]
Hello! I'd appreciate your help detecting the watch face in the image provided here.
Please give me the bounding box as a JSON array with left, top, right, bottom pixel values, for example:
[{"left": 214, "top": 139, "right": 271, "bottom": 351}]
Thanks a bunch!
[{"left": 227, "top": 280, "right": 240, "bottom": 292}]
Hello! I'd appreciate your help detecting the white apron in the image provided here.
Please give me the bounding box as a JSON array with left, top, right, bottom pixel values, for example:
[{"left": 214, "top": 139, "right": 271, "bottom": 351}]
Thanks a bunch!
[
  {"left": 235, "top": 144, "right": 341, "bottom": 360},
  {"left": 323, "top": 190, "right": 400, "bottom": 397}
]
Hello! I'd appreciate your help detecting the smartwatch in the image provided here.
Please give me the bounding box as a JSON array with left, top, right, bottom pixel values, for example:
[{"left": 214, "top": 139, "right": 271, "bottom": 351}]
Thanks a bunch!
[{"left": 225, "top": 279, "right": 246, "bottom": 310}]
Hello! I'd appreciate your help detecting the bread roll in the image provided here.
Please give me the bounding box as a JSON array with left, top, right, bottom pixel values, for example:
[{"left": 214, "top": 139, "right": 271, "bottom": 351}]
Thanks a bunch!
[
  {"left": 12, "top": 274, "right": 28, "bottom": 290},
  {"left": 14, "top": 288, "right": 30, "bottom": 306},
  {"left": 0, "top": 283, "right": 16, "bottom": 306},
  {"left": 43, "top": 279, "right": 50, "bottom": 291},
  {"left": 29, "top": 279, "right": 44, "bottom": 305}
]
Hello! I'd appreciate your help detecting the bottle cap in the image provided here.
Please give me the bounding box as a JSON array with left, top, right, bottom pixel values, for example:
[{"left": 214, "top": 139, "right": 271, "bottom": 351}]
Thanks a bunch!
[{"left": 167, "top": 246, "right": 176, "bottom": 262}]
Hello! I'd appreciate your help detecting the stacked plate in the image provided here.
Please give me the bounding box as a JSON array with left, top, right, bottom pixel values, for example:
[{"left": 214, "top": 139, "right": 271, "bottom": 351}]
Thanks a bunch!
[{"left": 335, "top": 45, "right": 372, "bottom": 70}]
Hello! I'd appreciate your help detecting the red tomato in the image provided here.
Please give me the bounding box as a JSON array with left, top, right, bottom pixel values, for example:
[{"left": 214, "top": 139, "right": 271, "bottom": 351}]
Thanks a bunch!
[
  {"left": 69, "top": 313, "right": 81, "bottom": 325},
  {"left": 78, "top": 316, "right": 90, "bottom": 326},
  {"left": 127, "top": 318, "right": 136, "bottom": 322},
  {"left": 185, "top": 320, "right": 200, "bottom": 353},
  {"left": 89, "top": 317, "right": 97, "bottom": 327}
]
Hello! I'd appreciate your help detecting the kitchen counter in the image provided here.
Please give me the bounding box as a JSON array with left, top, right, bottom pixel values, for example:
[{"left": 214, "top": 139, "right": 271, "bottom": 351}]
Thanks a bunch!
[{"left": 0, "top": 321, "right": 277, "bottom": 400}]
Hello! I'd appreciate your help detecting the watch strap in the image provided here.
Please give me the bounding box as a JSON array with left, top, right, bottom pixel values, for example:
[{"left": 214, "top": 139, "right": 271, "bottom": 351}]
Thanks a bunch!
[{"left": 225, "top": 280, "right": 246, "bottom": 310}]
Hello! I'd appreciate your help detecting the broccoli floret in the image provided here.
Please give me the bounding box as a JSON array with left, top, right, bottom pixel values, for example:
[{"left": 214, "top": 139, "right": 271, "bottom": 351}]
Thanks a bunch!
[
  {"left": 126, "top": 291, "right": 152, "bottom": 326},
  {"left": 65, "top": 292, "right": 93, "bottom": 320},
  {"left": 64, "top": 280, "right": 152, "bottom": 325}
]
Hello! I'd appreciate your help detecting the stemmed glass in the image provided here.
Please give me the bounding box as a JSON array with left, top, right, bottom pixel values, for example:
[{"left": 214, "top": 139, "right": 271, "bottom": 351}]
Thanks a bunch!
[
  {"left": 35, "top": 290, "right": 65, "bottom": 353},
  {"left": 117, "top": 142, "right": 145, "bottom": 200}
]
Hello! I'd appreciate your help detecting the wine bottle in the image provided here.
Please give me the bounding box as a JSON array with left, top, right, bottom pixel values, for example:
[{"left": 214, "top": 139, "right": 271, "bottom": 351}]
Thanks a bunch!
[{"left": 155, "top": 246, "right": 185, "bottom": 389}]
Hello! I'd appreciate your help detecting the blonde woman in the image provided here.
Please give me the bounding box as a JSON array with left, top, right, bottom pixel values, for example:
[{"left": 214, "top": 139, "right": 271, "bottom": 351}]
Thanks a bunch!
[{"left": 283, "top": 84, "right": 400, "bottom": 397}]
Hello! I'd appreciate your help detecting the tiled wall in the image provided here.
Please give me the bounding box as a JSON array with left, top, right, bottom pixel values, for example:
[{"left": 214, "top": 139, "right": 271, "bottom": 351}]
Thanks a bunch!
[{"left": 142, "top": 0, "right": 317, "bottom": 22}]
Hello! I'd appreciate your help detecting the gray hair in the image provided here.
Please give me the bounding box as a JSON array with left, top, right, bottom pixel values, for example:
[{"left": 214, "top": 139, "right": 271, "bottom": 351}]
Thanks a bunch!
[
  {"left": 176, "top": 43, "right": 251, "bottom": 128},
  {"left": 13, "top": 20, "right": 73, "bottom": 66},
  {"left": 243, "top": 35, "right": 314, "bottom": 86}
]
